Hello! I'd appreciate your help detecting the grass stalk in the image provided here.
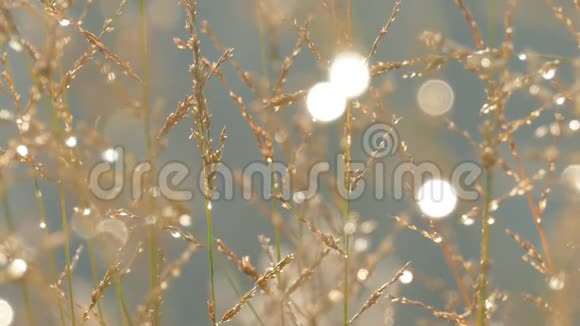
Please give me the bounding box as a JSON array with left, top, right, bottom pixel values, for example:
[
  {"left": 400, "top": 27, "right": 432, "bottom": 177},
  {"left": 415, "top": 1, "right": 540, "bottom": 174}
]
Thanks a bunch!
[
  {"left": 113, "top": 271, "right": 134, "bottom": 326},
  {"left": 33, "top": 178, "right": 66, "bottom": 325},
  {"left": 204, "top": 195, "right": 217, "bottom": 325},
  {"left": 343, "top": 102, "right": 352, "bottom": 326},
  {"left": 476, "top": 2, "right": 498, "bottom": 324},
  {"left": 343, "top": 2, "right": 353, "bottom": 324},
  {"left": 58, "top": 183, "right": 76, "bottom": 326},
  {"left": 476, "top": 170, "right": 494, "bottom": 326},
  {"left": 138, "top": 1, "right": 160, "bottom": 324}
]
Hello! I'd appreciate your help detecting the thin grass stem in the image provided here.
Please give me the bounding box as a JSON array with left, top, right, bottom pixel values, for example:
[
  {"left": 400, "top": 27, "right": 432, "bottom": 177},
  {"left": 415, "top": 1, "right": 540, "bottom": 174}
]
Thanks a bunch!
[
  {"left": 138, "top": 1, "right": 160, "bottom": 325},
  {"left": 33, "top": 178, "right": 66, "bottom": 325},
  {"left": 58, "top": 183, "right": 76, "bottom": 326}
]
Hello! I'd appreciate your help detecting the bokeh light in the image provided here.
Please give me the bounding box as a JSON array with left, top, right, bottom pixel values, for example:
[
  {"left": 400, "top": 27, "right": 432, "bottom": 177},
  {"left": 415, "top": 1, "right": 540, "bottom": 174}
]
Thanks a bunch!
[
  {"left": 329, "top": 52, "right": 370, "bottom": 98},
  {"left": 417, "top": 79, "right": 455, "bottom": 116},
  {"left": 102, "top": 148, "right": 120, "bottom": 162},
  {"left": 16, "top": 145, "right": 29, "bottom": 157},
  {"left": 561, "top": 165, "right": 580, "bottom": 191},
  {"left": 399, "top": 270, "right": 414, "bottom": 284},
  {"left": 7, "top": 258, "right": 27, "bottom": 279},
  {"left": 0, "top": 299, "right": 14, "bottom": 326},
  {"left": 306, "top": 82, "right": 347, "bottom": 122},
  {"left": 416, "top": 179, "right": 458, "bottom": 219}
]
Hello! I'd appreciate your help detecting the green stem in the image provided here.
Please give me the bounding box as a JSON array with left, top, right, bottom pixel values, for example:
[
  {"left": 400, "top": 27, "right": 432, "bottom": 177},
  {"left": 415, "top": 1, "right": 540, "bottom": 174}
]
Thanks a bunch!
[
  {"left": 138, "top": 1, "right": 160, "bottom": 325},
  {"left": 58, "top": 183, "right": 76, "bottom": 326},
  {"left": 113, "top": 270, "right": 134, "bottom": 326},
  {"left": 343, "top": 105, "right": 352, "bottom": 326},
  {"left": 476, "top": 170, "right": 494, "bottom": 326},
  {"left": 33, "top": 178, "right": 66, "bottom": 326},
  {"left": 204, "top": 196, "right": 217, "bottom": 325},
  {"left": 477, "top": 1, "right": 497, "bottom": 325},
  {"left": 343, "top": 2, "right": 353, "bottom": 323}
]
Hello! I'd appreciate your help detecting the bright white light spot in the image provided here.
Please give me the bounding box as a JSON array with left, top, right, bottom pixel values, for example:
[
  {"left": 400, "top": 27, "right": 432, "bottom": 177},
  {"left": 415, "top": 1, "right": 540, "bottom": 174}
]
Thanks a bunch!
[
  {"left": 59, "top": 19, "right": 71, "bottom": 27},
  {"left": 207, "top": 201, "right": 212, "bottom": 210},
  {"left": 329, "top": 52, "right": 370, "bottom": 98},
  {"left": 179, "top": 214, "right": 192, "bottom": 227},
  {"left": 71, "top": 207, "right": 98, "bottom": 239},
  {"left": 461, "top": 214, "right": 475, "bottom": 226},
  {"left": 542, "top": 68, "right": 556, "bottom": 80},
  {"left": 0, "top": 298, "right": 14, "bottom": 326},
  {"left": 306, "top": 82, "right": 347, "bottom": 122},
  {"left": 399, "top": 270, "right": 414, "bottom": 284},
  {"left": 485, "top": 300, "right": 494, "bottom": 310},
  {"left": 416, "top": 179, "right": 458, "bottom": 219},
  {"left": 39, "top": 222, "right": 47, "bottom": 229},
  {"left": 102, "top": 148, "right": 119, "bottom": 162},
  {"left": 16, "top": 145, "right": 29, "bottom": 157},
  {"left": 357, "top": 268, "right": 369, "bottom": 281},
  {"left": 489, "top": 200, "right": 498, "bottom": 212},
  {"left": 417, "top": 79, "right": 455, "bottom": 116},
  {"left": 547, "top": 272, "right": 565, "bottom": 291},
  {"left": 65, "top": 136, "right": 77, "bottom": 148},
  {"left": 569, "top": 120, "right": 579, "bottom": 131},
  {"left": 170, "top": 230, "right": 181, "bottom": 238},
  {"left": 518, "top": 53, "right": 527, "bottom": 61},
  {"left": 561, "top": 165, "right": 580, "bottom": 191},
  {"left": 8, "top": 40, "right": 22, "bottom": 52},
  {"left": 7, "top": 259, "right": 27, "bottom": 279},
  {"left": 554, "top": 96, "right": 566, "bottom": 105},
  {"left": 107, "top": 72, "right": 116, "bottom": 82}
]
